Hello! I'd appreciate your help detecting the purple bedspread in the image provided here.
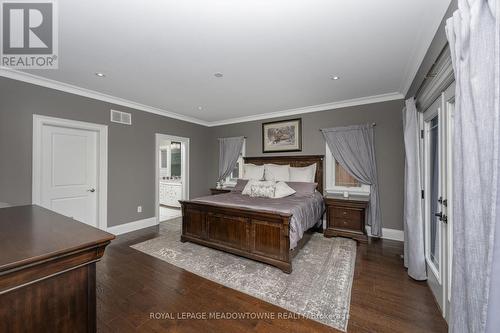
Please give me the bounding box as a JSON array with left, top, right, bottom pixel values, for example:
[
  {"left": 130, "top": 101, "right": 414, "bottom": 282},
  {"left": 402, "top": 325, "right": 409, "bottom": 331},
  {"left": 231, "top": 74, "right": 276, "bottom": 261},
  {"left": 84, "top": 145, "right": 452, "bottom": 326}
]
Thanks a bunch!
[{"left": 191, "top": 192, "right": 325, "bottom": 249}]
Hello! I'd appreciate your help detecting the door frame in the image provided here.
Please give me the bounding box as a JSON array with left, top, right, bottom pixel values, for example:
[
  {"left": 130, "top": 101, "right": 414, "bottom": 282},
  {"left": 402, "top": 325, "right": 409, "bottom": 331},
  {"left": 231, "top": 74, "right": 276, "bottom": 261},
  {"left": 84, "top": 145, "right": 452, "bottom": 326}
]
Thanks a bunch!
[
  {"left": 421, "top": 87, "right": 454, "bottom": 319},
  {"left": 32, "top": 115, "right": 108, "bottom": 230},
  {"left": 155, "top": 133, "right": 190, "bottom": 222}
]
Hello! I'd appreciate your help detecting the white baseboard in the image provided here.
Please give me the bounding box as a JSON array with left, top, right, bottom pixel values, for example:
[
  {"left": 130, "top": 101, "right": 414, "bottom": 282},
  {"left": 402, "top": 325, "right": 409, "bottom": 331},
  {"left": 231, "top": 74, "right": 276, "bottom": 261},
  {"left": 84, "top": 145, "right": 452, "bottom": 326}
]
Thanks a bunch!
[
  {"left": 366, "top": 226, "right": 404, "bottom": 242},
  {"left": 322, "top": 217, "right": 404, "bottom": 242},
  {"left": 107, "top": 217, "right": 158, "bottom": 235}
]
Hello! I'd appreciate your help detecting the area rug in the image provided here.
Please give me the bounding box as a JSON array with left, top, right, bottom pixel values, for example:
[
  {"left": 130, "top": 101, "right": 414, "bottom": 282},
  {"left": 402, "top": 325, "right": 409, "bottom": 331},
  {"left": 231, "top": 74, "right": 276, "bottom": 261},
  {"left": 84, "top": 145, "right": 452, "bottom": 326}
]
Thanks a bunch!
[{"left": 131, "top": 219, "right": 356, "bottom": 331}]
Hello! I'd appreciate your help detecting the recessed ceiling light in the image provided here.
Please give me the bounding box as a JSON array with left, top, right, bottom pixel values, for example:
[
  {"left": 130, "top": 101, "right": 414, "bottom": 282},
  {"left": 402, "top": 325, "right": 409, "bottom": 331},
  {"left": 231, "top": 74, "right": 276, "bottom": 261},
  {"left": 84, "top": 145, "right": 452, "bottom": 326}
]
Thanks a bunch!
[
  {"left": 95, "top": 72, "right": 106, "bottom": 78},
  {"left": 330, "top": 75, "right": 340, "bottom": 80},
  {"left": 214, "top": 72, "right": 223, "bottom": 78},
  {"left": 197, "top": 106, "right": 203, "bottom": 110}
]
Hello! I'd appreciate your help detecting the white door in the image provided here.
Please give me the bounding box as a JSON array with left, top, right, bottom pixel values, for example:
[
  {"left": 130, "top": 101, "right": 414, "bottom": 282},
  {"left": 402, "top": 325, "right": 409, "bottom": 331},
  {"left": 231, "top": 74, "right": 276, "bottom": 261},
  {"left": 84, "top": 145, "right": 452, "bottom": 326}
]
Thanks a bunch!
[
  {"left": 423, "top": 85, "right": 454, "bottom": 320},
  {"left": 423, "top": 97, "right": 444, "bottom": 311},
  {"left": 40, "top": 124, "right": 98, "bottom": 226}
]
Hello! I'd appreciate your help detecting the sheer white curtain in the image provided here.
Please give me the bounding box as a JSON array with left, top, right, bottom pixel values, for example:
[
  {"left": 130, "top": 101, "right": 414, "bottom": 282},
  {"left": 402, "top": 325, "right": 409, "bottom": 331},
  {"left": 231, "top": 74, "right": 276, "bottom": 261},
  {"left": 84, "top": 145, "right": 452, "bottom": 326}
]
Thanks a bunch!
[
  {"left": 402, "top": 98, "right": 426, "bottom": 281},
  {"left": 446, "top": 0, "right": 499, "bottom": 332}
]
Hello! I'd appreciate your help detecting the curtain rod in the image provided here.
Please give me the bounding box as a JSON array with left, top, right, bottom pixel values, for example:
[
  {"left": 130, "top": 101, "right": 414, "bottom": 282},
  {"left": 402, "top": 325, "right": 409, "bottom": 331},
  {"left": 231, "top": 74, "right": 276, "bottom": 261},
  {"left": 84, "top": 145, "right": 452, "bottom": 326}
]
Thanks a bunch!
[{"left": 318, "top": 123, "right": 376, "bottom": 132}]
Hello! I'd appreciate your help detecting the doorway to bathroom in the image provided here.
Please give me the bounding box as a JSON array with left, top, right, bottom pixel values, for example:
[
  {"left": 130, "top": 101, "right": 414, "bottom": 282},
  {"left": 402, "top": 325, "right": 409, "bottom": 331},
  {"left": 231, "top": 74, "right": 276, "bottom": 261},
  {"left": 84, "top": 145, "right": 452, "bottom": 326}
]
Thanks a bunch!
[{"left": 155, "top": 134, "right": 189, "bottom": 223}]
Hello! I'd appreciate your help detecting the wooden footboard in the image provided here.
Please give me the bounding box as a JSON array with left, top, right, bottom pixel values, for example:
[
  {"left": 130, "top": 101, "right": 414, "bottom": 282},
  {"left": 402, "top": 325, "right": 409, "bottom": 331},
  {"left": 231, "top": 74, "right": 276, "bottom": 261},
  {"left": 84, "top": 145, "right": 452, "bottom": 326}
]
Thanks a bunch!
[{"left": 180, "top": 200, "right": 293, "bottom": 273}]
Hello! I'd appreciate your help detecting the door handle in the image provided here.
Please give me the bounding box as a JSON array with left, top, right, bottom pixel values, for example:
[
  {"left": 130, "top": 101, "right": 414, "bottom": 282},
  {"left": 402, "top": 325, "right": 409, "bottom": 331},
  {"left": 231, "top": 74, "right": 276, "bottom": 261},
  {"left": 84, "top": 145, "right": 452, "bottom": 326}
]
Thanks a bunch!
[
  {"left": 434, "top": 212, "right": 448, "bottom": 223},
  {"left": 87, "top": 188, "right": 96, "bottom": 193},
  {"left": 438, "top": 197, "right": 448, "bottom": 207}
]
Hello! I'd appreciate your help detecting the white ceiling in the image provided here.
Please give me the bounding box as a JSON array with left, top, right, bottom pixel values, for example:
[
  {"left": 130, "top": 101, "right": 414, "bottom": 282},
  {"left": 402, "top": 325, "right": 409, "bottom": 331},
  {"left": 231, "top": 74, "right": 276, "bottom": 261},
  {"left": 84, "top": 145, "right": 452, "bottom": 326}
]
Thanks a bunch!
[{"left": 8, "top": 0, "right": 450, "bottom": 126}]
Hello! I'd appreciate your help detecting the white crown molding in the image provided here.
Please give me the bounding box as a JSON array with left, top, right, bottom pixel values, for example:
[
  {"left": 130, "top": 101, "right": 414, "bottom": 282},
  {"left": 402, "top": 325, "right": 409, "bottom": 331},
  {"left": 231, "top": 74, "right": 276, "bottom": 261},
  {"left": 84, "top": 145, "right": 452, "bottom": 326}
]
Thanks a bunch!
[
  {"left": 0, "top": 68, "right": 404, "bottom": 127},
  {"left": 399, "top": 31, "right": 430, "bottom": 96},
  {"left": 107, "top": 216, "right": 158, "bottom": 235},
  {"left": 206, "top": 92, "right": 404, "bottom": 127},
  {"left": 398, "top": 2, "right": 451, "bottom": 96},
  {"left": 0, "top": 68, "right": 211, "bottom": 126}
]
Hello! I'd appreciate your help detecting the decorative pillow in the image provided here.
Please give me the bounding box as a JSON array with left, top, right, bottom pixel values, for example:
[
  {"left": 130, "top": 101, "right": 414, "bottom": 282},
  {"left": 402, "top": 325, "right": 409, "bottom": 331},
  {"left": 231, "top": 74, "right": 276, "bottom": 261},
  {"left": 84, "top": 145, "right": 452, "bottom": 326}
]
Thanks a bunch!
[
  {"left": 289, "top": 163, "right": 317, "bottom": 183},
  {"left": 285, "top": 182, "right": 317, "bottom": 196},
  {"left": 273, "top": 181, "right": 296, "bottom": 198},
  {"left": 242, "top": 180, "right": 274, "bottom": 195},
  {"left": 264, "top": 164, "right": 290, "bottom": 182},
  {"left": 231, "top": 179, "right": 248, "bottom": 193},
  {"left": 248, "top": 181, "right": 276, "bottom": 198},
  {"left": 242, "top": 164, "right": 265, "bottom": 180}
]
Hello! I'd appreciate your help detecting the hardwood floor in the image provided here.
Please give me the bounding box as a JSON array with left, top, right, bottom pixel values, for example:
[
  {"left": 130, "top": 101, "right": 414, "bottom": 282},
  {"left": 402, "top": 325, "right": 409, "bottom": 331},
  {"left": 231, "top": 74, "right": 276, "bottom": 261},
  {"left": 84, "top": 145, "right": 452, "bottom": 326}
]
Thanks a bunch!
[{"left": 96, "top": 219, "right": 448, "bottom": 332}]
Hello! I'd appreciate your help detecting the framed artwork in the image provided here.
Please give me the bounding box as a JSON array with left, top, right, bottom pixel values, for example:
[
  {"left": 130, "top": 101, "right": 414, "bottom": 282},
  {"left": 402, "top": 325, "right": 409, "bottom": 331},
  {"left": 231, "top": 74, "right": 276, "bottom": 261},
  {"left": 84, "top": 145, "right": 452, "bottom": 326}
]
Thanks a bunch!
[{"left": 262, "top": 118, "right": 302, "bottom": 153}]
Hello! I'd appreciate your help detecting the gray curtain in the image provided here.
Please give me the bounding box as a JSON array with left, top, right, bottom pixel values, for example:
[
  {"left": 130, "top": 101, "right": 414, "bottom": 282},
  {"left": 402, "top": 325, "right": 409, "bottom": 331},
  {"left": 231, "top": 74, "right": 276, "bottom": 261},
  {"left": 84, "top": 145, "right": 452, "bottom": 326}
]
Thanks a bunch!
[
  {"left": 218, "top": 136, "right": 244, "bottom": 182},
  {"left": 446, "top": 1, "right": 499, "bottom": 332},
  {"left": 402, "top": 98, "right": 427, "bottom": 281},
  {"left": 321, "top": 124, "right": 382, "bottom": 237}
]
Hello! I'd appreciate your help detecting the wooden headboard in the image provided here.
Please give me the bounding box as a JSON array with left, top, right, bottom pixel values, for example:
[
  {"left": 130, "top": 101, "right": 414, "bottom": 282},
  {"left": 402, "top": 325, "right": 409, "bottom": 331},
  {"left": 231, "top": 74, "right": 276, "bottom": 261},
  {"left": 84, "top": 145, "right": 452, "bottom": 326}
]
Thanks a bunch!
[{"left": 243, "top": 155, "right": 324, "bottom": 194}]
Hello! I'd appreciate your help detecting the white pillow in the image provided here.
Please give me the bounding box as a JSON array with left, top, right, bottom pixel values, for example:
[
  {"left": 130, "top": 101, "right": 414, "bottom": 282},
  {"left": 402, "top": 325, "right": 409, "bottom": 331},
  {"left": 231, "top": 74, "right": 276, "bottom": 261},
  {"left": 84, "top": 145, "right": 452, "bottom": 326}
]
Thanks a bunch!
[
  {"left": 242, "top": 164, "right": 265, "bottom": 180},
  {"left": 289, "top": 163, "right": 317, "bottom": 183},
  {"left": 273, "top": 181, "right": 296, "bottom": 198},
  {"left": 242, "top": 180, "right": 275, "bottom": 195},
  {"left": 264, "top": 164, "right": 290, "bottom": 181},
  {"left": 249, "top": 183, "right": 276, "bottom": 198}
]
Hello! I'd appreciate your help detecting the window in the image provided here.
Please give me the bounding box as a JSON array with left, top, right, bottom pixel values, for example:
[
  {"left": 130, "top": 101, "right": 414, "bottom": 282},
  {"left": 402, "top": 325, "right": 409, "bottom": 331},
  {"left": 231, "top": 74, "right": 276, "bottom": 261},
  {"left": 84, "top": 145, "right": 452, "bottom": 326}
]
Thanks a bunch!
[
  {"left": 325, "top": 143, "right": 370, "bottom": 195},
  {"left": 335, "top": 161, "right": 361, "bottom": 187},
  {"left": 224, "top": 139, "right": 246, "bottom": 186}
]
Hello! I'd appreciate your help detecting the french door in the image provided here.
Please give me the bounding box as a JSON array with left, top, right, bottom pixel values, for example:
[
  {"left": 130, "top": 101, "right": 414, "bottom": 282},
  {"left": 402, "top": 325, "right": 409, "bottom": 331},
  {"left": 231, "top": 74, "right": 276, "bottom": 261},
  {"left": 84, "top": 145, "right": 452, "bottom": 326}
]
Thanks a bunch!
[{"left": 422, "top": 82, "right": 454, "bottom": 321}]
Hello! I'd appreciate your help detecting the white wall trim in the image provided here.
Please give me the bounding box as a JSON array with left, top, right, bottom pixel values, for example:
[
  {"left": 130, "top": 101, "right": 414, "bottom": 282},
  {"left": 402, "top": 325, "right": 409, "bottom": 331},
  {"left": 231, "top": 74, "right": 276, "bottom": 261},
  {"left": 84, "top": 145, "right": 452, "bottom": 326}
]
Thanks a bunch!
[
  {"left": 107, "top": 217, "right": 158, "bottom": 236},
  {"left": 1, "top": 68, "right": 404, "bottom": 127},
  {"left": 366, "top": 226, "right": 405, "bottom": 242},
  {"left": 1, "top": 68, "right": 210, "bottom": 126},
  {"left": 207, "top": 92, "right": 404, "bottom": 127},
  {"left": 32, "top": 114, "right": 108, "bottom": 230},
  {"left": 155, "top": 133, "right": 190, "bottom": 223}
]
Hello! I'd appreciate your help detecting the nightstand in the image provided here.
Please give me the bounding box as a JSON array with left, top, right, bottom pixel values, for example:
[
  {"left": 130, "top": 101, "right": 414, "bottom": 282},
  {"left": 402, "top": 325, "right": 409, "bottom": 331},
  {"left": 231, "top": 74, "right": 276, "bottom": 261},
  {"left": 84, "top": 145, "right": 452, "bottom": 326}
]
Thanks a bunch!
[
  {"left": 324, "top": 195, "right": 369, "bottom": 243},
  {"left": 210, "top": 188, "right": 231, "bottom": 195}
]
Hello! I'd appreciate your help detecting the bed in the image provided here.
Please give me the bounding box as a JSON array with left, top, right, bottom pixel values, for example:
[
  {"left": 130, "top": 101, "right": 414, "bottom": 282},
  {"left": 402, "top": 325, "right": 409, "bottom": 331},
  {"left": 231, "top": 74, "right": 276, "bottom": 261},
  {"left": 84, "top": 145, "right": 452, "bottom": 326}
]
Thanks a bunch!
[{"left": 179, "top": 155, "right": 324, "bottom": 273}]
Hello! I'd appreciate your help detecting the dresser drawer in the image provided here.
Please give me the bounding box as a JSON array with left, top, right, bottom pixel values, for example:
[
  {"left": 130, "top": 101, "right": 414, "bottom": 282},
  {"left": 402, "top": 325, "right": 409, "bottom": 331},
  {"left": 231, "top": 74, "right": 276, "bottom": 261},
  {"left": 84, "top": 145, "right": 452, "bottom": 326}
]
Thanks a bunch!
[
  {"left": 332, "top": 216, "right": 362, "bottom": 231},
  {"left": 332, "top": 207, "right": 362, "bottom": 221}
]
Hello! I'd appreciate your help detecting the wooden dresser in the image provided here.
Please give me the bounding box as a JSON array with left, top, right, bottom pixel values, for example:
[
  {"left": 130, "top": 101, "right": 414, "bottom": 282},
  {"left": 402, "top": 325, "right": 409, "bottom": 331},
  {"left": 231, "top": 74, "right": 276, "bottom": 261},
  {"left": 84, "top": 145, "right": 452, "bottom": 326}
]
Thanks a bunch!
[
  {"left": 324, "top": 195, "right": 369, "bottom": 243},
  {"left": 0, "top": 205, "right": 115, "bottom": 333}
]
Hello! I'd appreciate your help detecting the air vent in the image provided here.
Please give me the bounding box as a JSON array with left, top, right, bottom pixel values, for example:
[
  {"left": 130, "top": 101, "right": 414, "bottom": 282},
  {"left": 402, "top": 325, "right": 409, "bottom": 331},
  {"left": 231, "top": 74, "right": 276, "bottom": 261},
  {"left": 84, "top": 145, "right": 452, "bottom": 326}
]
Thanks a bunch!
[{"left": 110, "top": 110, "right": 132, "bottom": 125}]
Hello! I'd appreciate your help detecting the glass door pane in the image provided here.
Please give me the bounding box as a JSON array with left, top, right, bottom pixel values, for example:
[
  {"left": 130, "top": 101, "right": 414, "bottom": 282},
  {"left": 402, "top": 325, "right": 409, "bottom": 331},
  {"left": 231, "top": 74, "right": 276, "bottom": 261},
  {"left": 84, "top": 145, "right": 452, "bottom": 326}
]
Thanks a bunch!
[{"left": 429, "top": 116, "right": 440, "bottom": 269}]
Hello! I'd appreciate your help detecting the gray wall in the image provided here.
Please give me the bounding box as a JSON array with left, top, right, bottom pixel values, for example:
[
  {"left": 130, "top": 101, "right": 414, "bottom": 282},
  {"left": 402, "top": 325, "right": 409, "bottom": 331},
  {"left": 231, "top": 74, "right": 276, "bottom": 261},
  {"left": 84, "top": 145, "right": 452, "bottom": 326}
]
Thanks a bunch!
[
  {"left": 406, "top": 0, "right": 458, "bottom": 98},
  {"left": 208, "top": 99, "right": 406, "bottom": 231},
  {"left": 0, "top": 77, "right": 212, "bottom": 227},
  {"left": 0, "top": 76, "right": 405, "bottom": 231}
]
